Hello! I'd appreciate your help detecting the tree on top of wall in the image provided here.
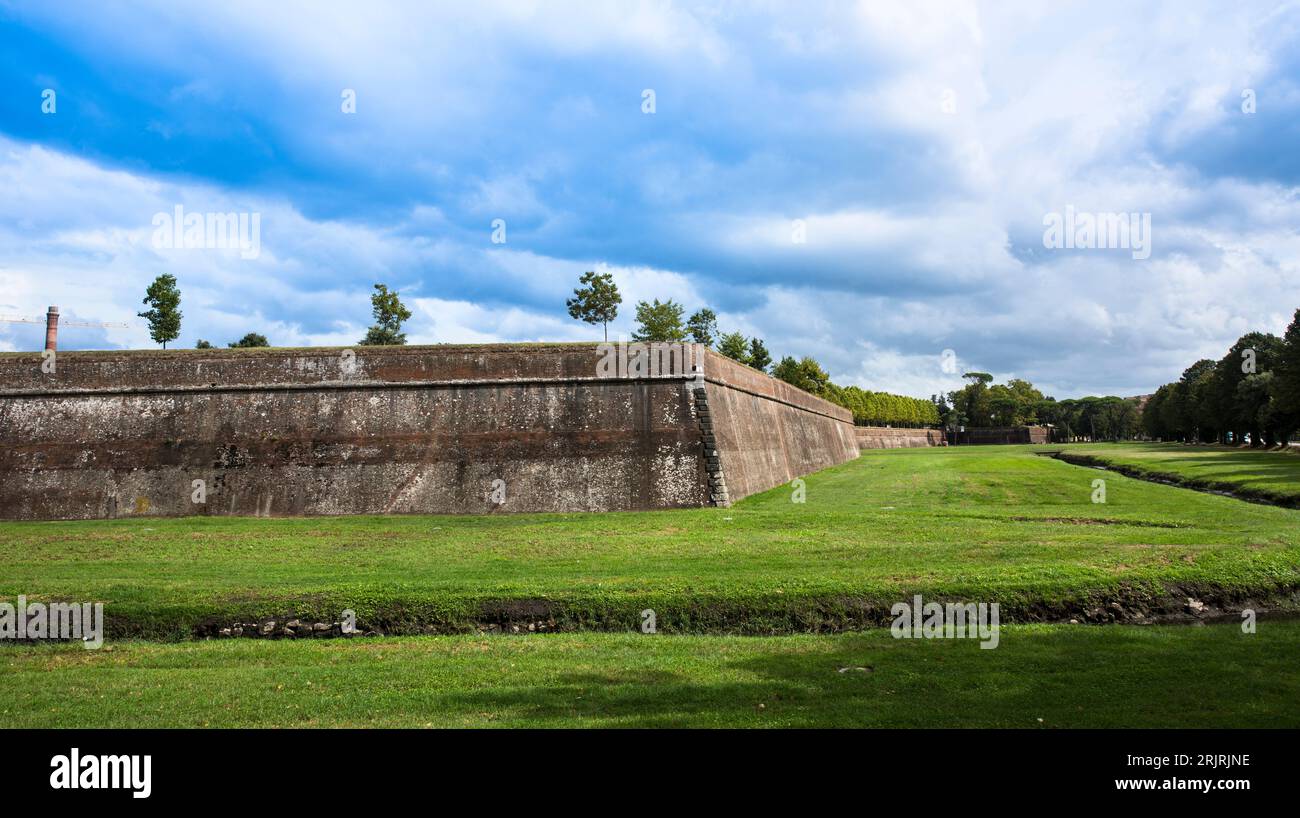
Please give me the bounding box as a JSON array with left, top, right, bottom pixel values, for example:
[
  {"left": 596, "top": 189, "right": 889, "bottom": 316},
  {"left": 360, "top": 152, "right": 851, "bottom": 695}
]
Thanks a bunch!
[
  {"left": 566, "top": 271, "right": 621, "bottom": 341},
  {"left": 228, "top": 332, "right": 270, "bottom": 348},
  {"left": 138, "top": 274, "right": 182, "bottom": 348},
  {"left": 773, "top": 355, "right": 831, "bottom": 395},
  {"left": 631, "top": 299, "right": 687, "bottom": 342},
  {"left": 747, "top": 338, "right": 772, "bottom": 373},
  {"left": 359, "top": 284, "right": 413, "bottom": 346},
  {"left": 686, "top": 308, "right": 719, "bottom": 346},
  {"left": 717, "top": 331, "right": 750, "bottom": 364}
]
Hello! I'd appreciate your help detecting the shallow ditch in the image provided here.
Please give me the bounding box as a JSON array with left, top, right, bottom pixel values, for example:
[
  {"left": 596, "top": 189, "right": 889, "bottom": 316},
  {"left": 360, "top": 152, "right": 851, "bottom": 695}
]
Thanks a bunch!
[
  {"left": 172, "top": 583, "right": 1300, "bottom": 641},
  {"left": 1038, "top": 449, "right": 1300, "bottom": 509}
]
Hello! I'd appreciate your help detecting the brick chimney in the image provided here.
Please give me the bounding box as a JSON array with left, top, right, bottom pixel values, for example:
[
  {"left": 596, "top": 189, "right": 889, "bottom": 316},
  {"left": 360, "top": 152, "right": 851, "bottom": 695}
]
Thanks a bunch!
[{"left": 45, "top": 306, "right": 58, "bottom": 352}]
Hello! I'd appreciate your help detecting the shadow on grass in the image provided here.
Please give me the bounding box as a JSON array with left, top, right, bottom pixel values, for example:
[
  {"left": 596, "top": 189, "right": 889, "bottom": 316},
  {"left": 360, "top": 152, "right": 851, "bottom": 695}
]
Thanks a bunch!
[{"left": 435, "top": 627, "right": 1300, "bottom": 728}]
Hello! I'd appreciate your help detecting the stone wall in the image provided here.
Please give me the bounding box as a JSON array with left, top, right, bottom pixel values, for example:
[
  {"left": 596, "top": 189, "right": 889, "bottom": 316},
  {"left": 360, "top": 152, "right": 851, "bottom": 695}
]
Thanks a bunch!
[
  {"left": 0, "top": 344, "right": 859, "bottom": 520},
  {"left": 949, "top": 426, "right": 1052, "bottom": 445},
  {"left": 854, "top": 426, "right": 945, "bottom": 449},
  {"left": 699, "top": 350, "right": 859, "bottom": 501}
]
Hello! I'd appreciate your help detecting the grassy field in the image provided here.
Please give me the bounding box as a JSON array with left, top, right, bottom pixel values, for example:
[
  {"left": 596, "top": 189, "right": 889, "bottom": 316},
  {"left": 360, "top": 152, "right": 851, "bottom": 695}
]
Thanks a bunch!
[
  {"left": 1065, "top": 442, "right": 1300, "bottom": 505},
  {"left": 4, "top": 444, "right": 1299, "bottom": 728},
  {"left": 2, "top": 445, "right": 1299, "bottom": 636},
  {"left": 2, "top": 622, "right": 1295, "bottom": 728}
]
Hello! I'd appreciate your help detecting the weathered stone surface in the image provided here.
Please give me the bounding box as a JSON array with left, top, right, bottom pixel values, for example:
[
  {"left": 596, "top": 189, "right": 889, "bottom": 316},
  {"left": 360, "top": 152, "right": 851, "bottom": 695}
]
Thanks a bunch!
[
  {"left": 700, "top": 351, "right": 858, "bottom": 501},
  {"left": 855, "top": 426, "right": 946, "bottom": 449},
  {"left": 950, "top": 426, "right": 1051, "bottom": 445},
  {"left": 0, "top": 344, "right": 859, "bottom": 519}
]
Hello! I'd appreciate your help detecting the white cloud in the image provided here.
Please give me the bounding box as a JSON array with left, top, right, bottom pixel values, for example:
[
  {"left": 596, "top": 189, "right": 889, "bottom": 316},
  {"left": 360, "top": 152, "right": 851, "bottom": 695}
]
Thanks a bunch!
[
  {"left": 4, "top": 2, "right": 1300, "bottom": 399},
  {"left": 409, "top": 298, "right": 578, "bottom": 344}
]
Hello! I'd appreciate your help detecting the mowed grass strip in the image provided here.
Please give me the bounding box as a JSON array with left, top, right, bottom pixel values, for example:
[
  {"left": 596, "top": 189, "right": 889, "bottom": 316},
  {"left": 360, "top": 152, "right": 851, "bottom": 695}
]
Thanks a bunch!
[
  {"left": 1, "top": 622, "right": 1294, "bottom": 728},
  {"left": 2, "top": 446, "right": 1299, "bottom": 635},
  {"left": 1066, "top": 442, "right": 1300, "bottom": 505}
]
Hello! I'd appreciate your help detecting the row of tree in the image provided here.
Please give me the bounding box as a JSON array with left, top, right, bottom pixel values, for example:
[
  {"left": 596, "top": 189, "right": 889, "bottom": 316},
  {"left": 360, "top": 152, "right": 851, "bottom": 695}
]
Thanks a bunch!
[
  {"left": 1042, "top": 396, "right": 1142, "bottom": 441},
  {"left": 565, "top": 272, "right": 777, "bottom": 369},
  {"left": 1142, "top": 311, "right": 1300, "bottom": 446},
  {"left": 763, "top": 356, "right": 941, "bottom": 426},
  {"left": 933, "top": 373, "right": 1047, "bottom": 428},
  {"left": 829, "top": 384, "right": 942, "bottom": 427},
  {"left": 931, "top": 373, "right": 1144, "bottom": 441}
]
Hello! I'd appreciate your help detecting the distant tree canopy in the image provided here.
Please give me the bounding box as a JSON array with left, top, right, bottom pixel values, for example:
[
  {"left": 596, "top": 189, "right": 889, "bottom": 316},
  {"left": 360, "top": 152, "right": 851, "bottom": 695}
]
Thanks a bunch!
[
  {"left": 359, "top": 284, "right": 412, "bottom": 346},
  {"left": 1040, "top": 395, "right": 1143, "bottom": 442},
  {"left": 631, "top": 299, "right": 687, "bottom": 342},
  {"left": 765, "top": 354, "right": 940, "bottom": 427},
  {"left": 138, "top": 274, "right": 182, "bottom": 348},
  {"left": 228, "top": 332, "right": 269, "bottom": 348},
  {"left": 606, "top": 285, "right": 1300, "bottom": 439},
  {"left": 566, "top": 271, "right": 621, "bottom": 341},
  {"left": 195, "top": 339, "right": 213, "bottom": 349},
  {"left": 829, "top": 384, "right": 942, "bottom": 427},
  {"left": 934, "top": 372, "right": 1143, "bottom": 440},
  {"left": 1141, "top": 311, "right": 1300, "bottom": 446}
]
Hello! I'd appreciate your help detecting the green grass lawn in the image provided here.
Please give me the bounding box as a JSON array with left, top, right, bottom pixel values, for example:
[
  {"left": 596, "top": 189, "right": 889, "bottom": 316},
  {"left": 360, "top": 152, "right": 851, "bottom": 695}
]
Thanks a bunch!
[
  {"left": 1, "top": 622, "right": 1293, "bottom": 728},
  {"left": 2, "top": 446, "right": 1299, "bottom": 636},
  {"left": 1065, "top": 442, "right": 1300, "bottom": 505}
]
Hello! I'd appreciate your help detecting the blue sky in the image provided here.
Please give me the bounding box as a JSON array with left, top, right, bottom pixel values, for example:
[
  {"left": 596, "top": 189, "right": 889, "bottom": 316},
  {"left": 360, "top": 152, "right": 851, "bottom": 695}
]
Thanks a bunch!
[{"left": 2, "top": 1, "right": 1299, "bottom": 398}]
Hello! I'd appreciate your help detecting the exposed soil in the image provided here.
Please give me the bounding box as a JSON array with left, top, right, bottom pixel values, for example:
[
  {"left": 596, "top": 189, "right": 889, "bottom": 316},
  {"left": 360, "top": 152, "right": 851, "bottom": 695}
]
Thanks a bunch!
[
  {"left": 1010, "top": 515, "right": 1183, "bottom": 528},
  {"left": 179, "top": 582, "right": 1300, "bottom": 640}
]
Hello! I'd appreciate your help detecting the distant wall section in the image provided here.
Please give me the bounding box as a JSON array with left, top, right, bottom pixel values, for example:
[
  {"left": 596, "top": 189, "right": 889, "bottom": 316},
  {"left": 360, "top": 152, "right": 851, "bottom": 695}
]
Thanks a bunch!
[
  {"left": 855, "top": 427, "right": 945, "bottom": 449},
  {"left": 949, "top": 426, "right": 1052, "bottom": 445}
]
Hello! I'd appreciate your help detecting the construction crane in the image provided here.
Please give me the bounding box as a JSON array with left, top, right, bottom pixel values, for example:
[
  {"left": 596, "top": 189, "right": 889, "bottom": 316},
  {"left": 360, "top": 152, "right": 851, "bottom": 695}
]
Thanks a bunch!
[{"left": 0, "top": 306, "right": 131, "bottom": 351}]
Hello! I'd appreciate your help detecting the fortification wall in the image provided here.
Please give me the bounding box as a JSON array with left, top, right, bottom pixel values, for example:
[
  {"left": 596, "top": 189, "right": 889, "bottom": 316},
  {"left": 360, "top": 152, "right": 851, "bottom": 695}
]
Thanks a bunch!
[
  {"left": 700, "top": 350, "right": 859, "bottom": 501},
  {"left": 855, "top": 426, "right": 945, "bottom": 449},
  {"left": 0, "top": 345, "right": 707, "bottom": 519},
  {"left": 0, "top": 343, "right": 859, "bottom": 520},
  {"left": 950, "top": 426, "right": 1051, "bottom": 445}
]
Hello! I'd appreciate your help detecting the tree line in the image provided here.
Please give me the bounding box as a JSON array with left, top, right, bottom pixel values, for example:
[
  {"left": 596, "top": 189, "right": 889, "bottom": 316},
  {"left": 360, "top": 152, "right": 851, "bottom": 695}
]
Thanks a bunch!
[
  {"left": 1142, "top": 310, "right": 1300, "bottom": 446},
  {"left": 931, "top": 373, "right": 1143, "bottom": 441},
  {"left": 827, "top": 385, "right": 941, "bottom": 427}
]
